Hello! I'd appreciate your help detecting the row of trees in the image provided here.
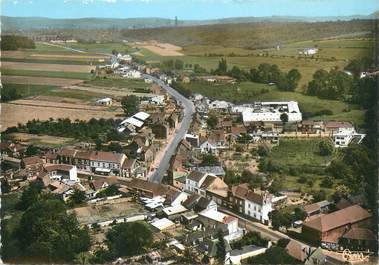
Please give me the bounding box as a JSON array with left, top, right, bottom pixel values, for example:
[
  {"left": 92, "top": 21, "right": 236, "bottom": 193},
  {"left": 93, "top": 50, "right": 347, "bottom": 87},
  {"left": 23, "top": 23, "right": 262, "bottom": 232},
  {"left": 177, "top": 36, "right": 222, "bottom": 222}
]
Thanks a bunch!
[
  {"left": 1, "top": 35, "right": 36, "bottom": 50},
  {"left": 212, "top": 59, "right": 301, "bottom": 91},
  {"left": 6, "top": 118, "right": 122, "bottom": 141},
  {"left": 306, "top": 58, "right": 375, "bottom": 101},
  {"left": 306, "top": 69, "right": 353, "bottom": 100}
]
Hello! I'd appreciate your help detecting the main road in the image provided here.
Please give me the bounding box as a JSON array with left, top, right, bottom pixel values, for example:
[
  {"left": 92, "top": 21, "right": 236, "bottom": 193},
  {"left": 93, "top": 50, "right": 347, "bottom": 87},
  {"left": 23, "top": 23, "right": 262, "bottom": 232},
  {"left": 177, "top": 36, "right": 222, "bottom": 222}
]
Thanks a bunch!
[{"left": 144, "top": 74, "right": 195, "bottom": 183}]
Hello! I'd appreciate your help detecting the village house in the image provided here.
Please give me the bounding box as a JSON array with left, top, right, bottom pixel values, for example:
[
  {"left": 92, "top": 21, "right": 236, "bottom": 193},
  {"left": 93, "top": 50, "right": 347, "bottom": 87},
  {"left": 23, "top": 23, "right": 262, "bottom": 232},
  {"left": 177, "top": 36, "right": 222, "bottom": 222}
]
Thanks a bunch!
[
  {"left": 197, "top": 75, "right": 236, "bottom": 84},
  {"left": 96, "top": 97, "right": 112, "bottom": 106},
  {"left": 197, "top": 208, "right": 243, "bottom": 242},
  {"left": 0, "top": 142, "right": 26, "bottom": 158},
  {"left": 127, "top": 178, "right": 178, "bottom": 198},
  {"left": 303, "top": 200, "right": 333, "bottom": 219},
  {"left": 43, "top": 164, "right": 78, "bottom": 183},
  {"left": 121, "top": 158, "right": 145, "bottom": 178},
  {"left": 182, "top": 194, "right": 218, "bottom": 213},
  {"left": 301, "top": 205, "right": 372, "bottom": 249},
  {"left": 339, "top": 227, "right": 377, "bottom": 252},
  {"left": 185, "top": 171, "right": 228, "bottom": 198},
  {"left": 227, "top": 183, "right": 273, "bottom": 225},
  {"left": 56, "top": 148, "right": 127, "bottom": 176},
  {"left": 323, "top": 121, "right": 354, "bottom": 135},
  {"left": 199, "top": 131, "right": 227, "bottom": 155}
]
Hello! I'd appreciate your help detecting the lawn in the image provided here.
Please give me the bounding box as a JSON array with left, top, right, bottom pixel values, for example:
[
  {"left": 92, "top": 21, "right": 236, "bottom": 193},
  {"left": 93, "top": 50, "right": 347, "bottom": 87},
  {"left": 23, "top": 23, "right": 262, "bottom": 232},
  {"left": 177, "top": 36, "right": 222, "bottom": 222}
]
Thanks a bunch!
[{"left": 2, "top": 69, "right": 93, "bottom": 80}]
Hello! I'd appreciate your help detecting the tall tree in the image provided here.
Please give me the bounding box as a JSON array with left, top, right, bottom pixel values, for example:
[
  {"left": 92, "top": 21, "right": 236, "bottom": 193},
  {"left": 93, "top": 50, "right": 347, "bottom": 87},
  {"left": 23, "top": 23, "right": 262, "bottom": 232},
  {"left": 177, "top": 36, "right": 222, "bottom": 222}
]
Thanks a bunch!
[
  {"left": 17, "top": 198, "right": 90, "bottom": 262},
  {"left": 121, "top": 95, "right": 140, "bottom": 116},
  {"left": 216, "top": 230, "right": 226, "bottom": 264},
  {"left": 106, "top": 222, "right": 153, "bottom": 257}
]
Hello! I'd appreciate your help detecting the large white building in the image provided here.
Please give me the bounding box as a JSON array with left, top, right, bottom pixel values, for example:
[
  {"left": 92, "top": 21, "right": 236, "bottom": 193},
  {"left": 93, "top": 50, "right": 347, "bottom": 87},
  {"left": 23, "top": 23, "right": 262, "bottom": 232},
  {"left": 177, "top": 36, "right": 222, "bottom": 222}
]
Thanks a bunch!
[{"left": 241, "top": 101, "right": 302, "bottom": 124}]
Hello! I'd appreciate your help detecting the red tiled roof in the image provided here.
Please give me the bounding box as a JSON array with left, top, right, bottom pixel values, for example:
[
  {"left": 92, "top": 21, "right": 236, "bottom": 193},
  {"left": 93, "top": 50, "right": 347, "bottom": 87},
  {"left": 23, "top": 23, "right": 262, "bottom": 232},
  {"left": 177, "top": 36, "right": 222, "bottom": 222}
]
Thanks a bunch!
[
  {"left": 223, "top": 215, "right": 237, "bottom": 224},
  {"left": 200, "top": 175, "right": 217, "bottom": 189},
  {"left": 44, "top": 164, "right": 73, "bottom": 172},
  {"left": 122, "top": 159, "right": 136, "bottom": 169},
  {"left": 187, "top": 171, "right": 207, "bottom": 182},
  {"left": 89, "top": 151, "right": 125, "bottom": 163},
  {"left": 324, "top": 121, "right": 353, "bottom": 129},
  {"left": 58, "top": 148, "right": 77, "bottom": 157},
  {"left": 22, "top": 156, "right": 43, "bottom": 166},
  {"left": 303, "top": 205, "right": 372, "bottom": 233},
  {"left": 342, "top": 228, "right": 376, "bottom": 241}
]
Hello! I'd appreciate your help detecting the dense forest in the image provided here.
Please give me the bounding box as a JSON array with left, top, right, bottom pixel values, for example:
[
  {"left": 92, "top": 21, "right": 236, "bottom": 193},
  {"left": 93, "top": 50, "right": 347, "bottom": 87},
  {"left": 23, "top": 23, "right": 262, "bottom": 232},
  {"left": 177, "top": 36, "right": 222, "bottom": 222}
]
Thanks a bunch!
[
  {"left": 122, "top": 20, "right": 373, "bottom": 48},
  {"left": 1, "top": 35, "right": 35, "bottom": 50}
]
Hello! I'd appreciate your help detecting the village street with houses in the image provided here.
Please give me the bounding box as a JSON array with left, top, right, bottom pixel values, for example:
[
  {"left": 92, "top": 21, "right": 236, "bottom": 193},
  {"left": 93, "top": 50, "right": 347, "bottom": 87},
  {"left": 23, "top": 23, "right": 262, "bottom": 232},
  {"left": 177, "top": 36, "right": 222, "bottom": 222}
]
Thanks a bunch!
[{"left": 1, "top": 9, "right": 378, "bottom": 265}]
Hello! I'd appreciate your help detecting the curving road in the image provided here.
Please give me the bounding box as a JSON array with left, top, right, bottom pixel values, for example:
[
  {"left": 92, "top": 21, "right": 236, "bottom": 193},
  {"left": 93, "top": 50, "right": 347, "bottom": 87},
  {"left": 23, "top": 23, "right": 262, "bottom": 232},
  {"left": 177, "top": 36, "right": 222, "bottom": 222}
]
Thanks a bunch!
[{"left": 144, "top": 74, "right": 195, "bottom": 183}]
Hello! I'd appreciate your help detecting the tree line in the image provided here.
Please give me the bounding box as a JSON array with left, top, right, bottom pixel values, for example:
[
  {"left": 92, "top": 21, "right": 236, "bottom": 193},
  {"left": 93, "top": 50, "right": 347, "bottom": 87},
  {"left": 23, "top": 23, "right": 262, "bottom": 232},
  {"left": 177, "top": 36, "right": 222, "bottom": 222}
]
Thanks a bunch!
[
  {"left": 1, "top": 35, "right": 36, "bottom": 50},
  {"left": 211, "top": 58, "right": 302, "bottom": 91},
  {"left": 306, "top": 57, "right": 375, "bottom": 101},
  {"left": 6, "top": 118, "right": 123, "bottom": 142}
]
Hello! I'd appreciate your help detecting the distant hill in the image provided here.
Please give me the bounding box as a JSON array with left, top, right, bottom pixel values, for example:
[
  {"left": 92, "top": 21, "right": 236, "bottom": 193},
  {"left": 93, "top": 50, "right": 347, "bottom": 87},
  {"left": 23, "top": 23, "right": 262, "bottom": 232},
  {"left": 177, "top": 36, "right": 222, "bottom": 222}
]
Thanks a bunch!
[
  {"left": 121, "top": 20, "right": 374, "bottom": 48},
  {"left": 1, "top": 13, "right": 376, "bottom": 31}
]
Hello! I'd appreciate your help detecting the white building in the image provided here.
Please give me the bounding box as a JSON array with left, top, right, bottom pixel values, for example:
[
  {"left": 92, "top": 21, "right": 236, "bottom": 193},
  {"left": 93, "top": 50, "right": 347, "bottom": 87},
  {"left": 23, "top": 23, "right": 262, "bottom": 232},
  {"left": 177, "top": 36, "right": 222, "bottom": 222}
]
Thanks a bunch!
[
  {"left": 208, "top": 100, "right": 233, "bottom": 111},
  {"left": 333, "top": 128, "right": 365, "bottom": 148},
  {"left": 241, "top": 101, "right": 302, "bottom": 124},
  {"left": 123, "top": 70, "right": 142, "bottom": 79},
  {"left": 244, "top": 191, "right": 273, "bottom": 225},
  {"left": 117, "top": 53, "right": 132, "bottom": 63},
  {"left": 226, "top": 245, "right": 267, "bottom": 265},
  {"left": 150, "top": 95, "right": 165, "bottom": 105},
  {"left": 44, "top": 164, "right": 78, "bottom": 183},
  {"left": 300, "top": 48, "right": 318, "bottom": 56},
  {"left": 96, "top": 97, "right": 112, "bottom": 106},
  {"left": 185, "top": 171, "right": 209, "bottom": 196},
  {"left": 198, "top": 208, "right": 243, "bottom": 241},
  {"left": 90, "top": 151, "right": 127, "bottom": 175}
]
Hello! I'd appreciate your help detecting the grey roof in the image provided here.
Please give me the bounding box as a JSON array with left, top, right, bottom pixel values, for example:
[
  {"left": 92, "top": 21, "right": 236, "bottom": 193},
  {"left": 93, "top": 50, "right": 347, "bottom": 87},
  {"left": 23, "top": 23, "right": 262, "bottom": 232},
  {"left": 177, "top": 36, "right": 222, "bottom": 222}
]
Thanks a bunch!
[
  {"left": 195, "top": 166, "right": 226, "bottom": 176},
  {"left": 187, "top": 170, "right": 207, "bottom": 182},
  {"left": 230, "top": 245, "right": 265, "bottom": 256}
]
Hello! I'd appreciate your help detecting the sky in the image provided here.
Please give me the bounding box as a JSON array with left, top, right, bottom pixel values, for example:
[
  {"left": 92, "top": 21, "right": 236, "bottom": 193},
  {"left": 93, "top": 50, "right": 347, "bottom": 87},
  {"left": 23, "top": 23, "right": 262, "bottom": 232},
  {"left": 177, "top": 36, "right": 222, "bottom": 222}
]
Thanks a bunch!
[{"left": 1, "top": 0, "right": 378, "bottom": 20}]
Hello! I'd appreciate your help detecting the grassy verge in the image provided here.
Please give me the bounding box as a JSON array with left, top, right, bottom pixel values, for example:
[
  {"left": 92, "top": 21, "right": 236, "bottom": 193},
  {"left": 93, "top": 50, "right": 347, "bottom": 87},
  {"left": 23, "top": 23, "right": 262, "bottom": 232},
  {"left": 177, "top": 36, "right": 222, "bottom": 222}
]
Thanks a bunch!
[{"left": 2, "top": 69, "right": 92, "bottom": 80}]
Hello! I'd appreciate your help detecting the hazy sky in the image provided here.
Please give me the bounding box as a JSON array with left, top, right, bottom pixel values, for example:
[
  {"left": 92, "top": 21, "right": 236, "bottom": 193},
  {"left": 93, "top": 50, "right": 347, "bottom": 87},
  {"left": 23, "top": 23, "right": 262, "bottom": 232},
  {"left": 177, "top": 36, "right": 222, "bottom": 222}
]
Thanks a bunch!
[{"left": 2, "top": 0, "right": 378, "bottom": 19}]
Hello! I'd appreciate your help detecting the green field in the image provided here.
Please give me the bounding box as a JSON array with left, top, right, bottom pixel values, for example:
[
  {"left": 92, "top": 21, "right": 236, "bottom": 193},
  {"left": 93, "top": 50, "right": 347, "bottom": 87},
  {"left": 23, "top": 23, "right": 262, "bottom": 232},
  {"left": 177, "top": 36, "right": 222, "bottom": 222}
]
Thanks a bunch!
[
  {"left": 135, "top": 38, "right": 372, "bottom": 89},
  {"left": 65, "top": 42, "right": 128, "bottom": 54},
  {"left": 182, "top": 81, "right": 362, "bottom": 123},
  {"left": 1, "top": 57, "right": 92, "bottom": 65},
  {"left": 84, "top": 77, "right": 151, "bottom": 90},
  {"left": 3, "top": 83, "right": 106, "bottom": 101},
  {"left": 264, "top": 139, "right": 336, "bottom": 195},
  {"left": 268, "top": 139, "right": 329, "bottom": 168},
  {"left": 2, "top": 69, "right": 93, "bottom": 80}
]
